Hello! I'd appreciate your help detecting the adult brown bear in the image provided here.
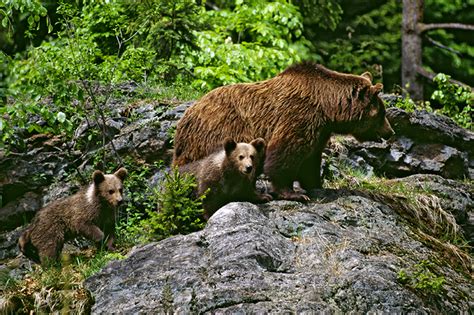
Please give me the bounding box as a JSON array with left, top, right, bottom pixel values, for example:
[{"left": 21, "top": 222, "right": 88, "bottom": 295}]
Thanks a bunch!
[{"left": 173, "top": 62, "right": 394, "bottom": 201}]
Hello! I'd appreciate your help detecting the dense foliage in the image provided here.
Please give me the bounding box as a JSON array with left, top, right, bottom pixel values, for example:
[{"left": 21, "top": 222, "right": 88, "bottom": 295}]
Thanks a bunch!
[
  {"left": 389, "top": 74, "right": 473, "bottom": 130},
  {"left": 0, "top": 0, "right": 312, "bottom": 150},
  {"left": 1, "top": 1, "right": 472, "bottom": 144}
]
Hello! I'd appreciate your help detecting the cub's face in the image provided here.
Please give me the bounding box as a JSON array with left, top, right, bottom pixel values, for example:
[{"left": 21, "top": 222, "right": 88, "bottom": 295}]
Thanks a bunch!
[
  {"left": 224, "top": 138, "right": 266, "bottom": 178},
  {"left": 93, "top": 168, "right": 127, "bottom": 207}
]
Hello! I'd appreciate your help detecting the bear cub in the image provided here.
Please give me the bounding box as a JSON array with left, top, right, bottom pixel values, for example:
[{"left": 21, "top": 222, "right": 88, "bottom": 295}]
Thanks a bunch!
[
  {"left": 18, "top": 168, "right": 127, "bottom": 264},
  {"left": 179, "top": 138, "right": 272, "bottom": 220}
]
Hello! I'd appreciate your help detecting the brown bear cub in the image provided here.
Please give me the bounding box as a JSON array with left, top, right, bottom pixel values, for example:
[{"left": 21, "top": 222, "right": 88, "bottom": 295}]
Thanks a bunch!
[
  {"left": 179, "top": 137, "right": 272, "bottom": 220},
  {"left": 173, "top": 62, "right": 395, "bottom": 201},
  {"left": 18, "top": 168, "right": 127, "bottom": 264}
]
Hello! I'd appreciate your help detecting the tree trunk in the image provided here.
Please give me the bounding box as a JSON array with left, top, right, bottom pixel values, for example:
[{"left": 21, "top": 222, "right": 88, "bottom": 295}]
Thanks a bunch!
[{"left": 402, "top": 0, "right": 424, "bottom": 100}]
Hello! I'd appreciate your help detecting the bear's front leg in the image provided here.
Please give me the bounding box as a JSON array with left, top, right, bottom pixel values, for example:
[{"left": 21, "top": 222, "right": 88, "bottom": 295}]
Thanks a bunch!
[
  {"left": 76, "top": 222, "right": 105, "bottom": 244},
  {"left": 104, "top": 234, "right": 116, "bottom": 251},
  {"left": 264, "top": 141, "right": 310, "bottom": 202}
]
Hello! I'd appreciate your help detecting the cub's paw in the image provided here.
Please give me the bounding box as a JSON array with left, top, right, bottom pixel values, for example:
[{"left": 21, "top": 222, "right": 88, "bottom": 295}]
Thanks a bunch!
[{"left": 258, "top": 193, "right": 273, "bottom": 203}]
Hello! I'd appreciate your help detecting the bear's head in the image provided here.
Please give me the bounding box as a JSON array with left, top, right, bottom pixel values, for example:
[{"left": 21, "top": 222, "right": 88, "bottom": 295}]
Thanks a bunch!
[
  {"left": 351, "top": 81, "right": 395, "bottom": 142},
  {"left": 224, "top": 137, "right": 266, "bottom": 178},
  {"left": 92, "top": 168, "right": 128, "bottom": 207}
]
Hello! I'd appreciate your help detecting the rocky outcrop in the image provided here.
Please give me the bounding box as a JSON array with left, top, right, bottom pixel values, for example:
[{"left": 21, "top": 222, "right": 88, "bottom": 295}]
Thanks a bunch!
[
  {"left": 339, "top": 107, "right": 474, "bottom": 180},
  {"left": 1, "top": 94, "right": 473, "bottom": 313},
  {"left": 86, "top": 175, "right": 473, "bottom": 314},
  {"left": 0, "top": 100, "right": 183, "bottom": 234}
]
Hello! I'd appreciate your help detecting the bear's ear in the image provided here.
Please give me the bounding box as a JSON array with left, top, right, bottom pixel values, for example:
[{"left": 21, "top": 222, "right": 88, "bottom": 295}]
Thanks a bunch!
[
  {"left": 224, "top": 137, "right": 237, "bottom": 156},
  {"left": 370, "top": 83, "right": 383, "bottom": 94},
  {"left": 250, "top": 138, "right": 266, "bottom": 153},
  {"left": 114, "top": 167, "right": 128, "bottom": 181},
  {"left": 361, "top": 71, "right": 373, "bottom": 83},
  {"left": 93, "top": 170, "right": 105, "bottom": 185}
]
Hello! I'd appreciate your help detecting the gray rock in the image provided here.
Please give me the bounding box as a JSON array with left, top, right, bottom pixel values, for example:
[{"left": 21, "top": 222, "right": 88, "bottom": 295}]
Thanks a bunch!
[
  {"left": 341, "top": 107, "right": 474, "bottom": 180},
  {"left": 391, "top": 174, "right": 474, "bottom": 244},
  {"left": 0, "top": 192, "right": 40, "bottom": 233},
  {"left": 0, "top": 227, "right": 24, "bottom": 260},
  {"left": 107, "top": 102, "right": 189, "bottom": 163},
  {"left": 85, "top": 176, "right": 473, "bottom": 314},
  {"left": 387, "top": 108, "right": 474, "bottom": 152}
]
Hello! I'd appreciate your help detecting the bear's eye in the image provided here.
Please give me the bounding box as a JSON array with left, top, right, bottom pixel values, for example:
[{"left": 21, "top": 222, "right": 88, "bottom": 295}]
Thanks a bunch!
[
  {"left": 239, "top": 155, "right": 244, "bottom": 160},
  {"left": 109, "top": 189, "right": 114, "bottom": 195},
  {"left": 250, "top": 155, "right": 254, "bottom": 160},
  {"left": 119, "top": 188, "right": 123, "bottom": 194}
]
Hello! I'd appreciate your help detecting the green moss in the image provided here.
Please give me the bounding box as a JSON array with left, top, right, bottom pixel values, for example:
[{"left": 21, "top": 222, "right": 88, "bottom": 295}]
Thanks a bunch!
[{"left": 398, "top": 260, "right": 445, "bottom": 295}]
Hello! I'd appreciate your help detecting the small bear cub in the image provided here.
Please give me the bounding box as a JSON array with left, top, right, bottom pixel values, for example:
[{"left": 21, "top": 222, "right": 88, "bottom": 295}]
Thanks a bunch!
[
  {"left": 179, "top": 137, "right": 272, "bottom": 220},
  {"left": 18, "top": 168, "right": 127, "bottom": 264}
]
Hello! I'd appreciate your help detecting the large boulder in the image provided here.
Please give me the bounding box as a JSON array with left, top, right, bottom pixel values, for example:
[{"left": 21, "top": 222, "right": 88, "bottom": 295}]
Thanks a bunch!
[
  {"left": 86, "top": 175, "right": 473, "bottom": 314},
  {"left": 340, "top": 106, "right": 474, "bottom": 180}
]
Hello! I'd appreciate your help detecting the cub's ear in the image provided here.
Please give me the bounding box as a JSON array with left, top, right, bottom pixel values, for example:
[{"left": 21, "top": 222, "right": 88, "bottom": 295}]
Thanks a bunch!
[
  {"left": 114, "top": 167, "right": 128, "bottom": 181},
  {"left": 250, "top": 138, "right": 266, "bottom": 153},
  {"left": 361, "top": 71, "right": 373, "bottom": 83},
  {"left": 224, "top": 137, "right": 237, "bottom": 156},
  {"left": 93, "top": 170, "right": 105, "bottom": 185},
  {"left": 370, "top": 83, "right": 383, "bottom": 94}
]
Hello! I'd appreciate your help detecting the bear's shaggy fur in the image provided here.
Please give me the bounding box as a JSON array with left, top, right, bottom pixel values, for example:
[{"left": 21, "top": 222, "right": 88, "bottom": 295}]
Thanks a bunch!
[
  {"left": 173, "top": 62, "right": 394, "bottom": 201},
  {"left": 179, "top": 138, "right": 272, "bottom": 219},
  {"left": 18, "top": 168, "right": 127, "bottom": 264}
]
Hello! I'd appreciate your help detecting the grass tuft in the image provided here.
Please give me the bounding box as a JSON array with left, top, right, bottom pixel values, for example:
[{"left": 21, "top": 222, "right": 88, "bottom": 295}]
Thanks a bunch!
[
  {"left": 325, "top": 156, "right": 472, "bottom": 273},
  {"left": 0, "top": 249, "right": 124, "bottom": 314}
]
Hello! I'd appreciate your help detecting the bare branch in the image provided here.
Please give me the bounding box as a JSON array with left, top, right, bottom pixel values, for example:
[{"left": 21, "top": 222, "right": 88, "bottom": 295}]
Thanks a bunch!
[
  {"left": 416, "top": 66, "right": 474, "bottom": 92},
  {"left": 418, "top": 23, "right": 474, "bottom": 33},
  {"left": 425, "top": 35, "right": 463, "bottom": 56}
]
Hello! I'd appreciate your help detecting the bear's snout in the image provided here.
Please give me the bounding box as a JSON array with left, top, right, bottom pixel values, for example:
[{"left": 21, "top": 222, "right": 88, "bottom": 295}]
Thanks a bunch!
[
  {"left": 244, "top": 165, "right": 253, "bottom": 174},
  {"left": 380, "top": 118, "right": 395, "bottom": 139}
]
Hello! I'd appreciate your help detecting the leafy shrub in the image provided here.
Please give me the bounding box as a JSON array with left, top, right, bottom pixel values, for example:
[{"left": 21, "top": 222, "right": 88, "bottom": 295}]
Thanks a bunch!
[
  {"left": 431, "top": 73, "right": 473, "bottom": 130},
  {"left": 138, "top": 167, "right": 206, "bottom": 242},
  {"left": 390, "top": 95, "right": 433, "bottom": 113},
  {"left": 391, "top": 96, "right": 418, "bottom": 112},
  {"left": 188, "top": 0, "right": 311, "bottom": 89}
]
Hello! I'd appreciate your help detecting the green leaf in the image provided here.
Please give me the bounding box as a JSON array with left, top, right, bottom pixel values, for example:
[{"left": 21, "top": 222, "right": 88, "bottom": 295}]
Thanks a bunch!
[
  {"left": 27, "top": 15, "right": 34, "bottom": 26},
  {"left": 1, "top": 16, "right": 8, "bottom": 28}
]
